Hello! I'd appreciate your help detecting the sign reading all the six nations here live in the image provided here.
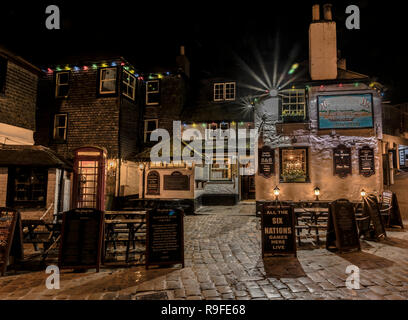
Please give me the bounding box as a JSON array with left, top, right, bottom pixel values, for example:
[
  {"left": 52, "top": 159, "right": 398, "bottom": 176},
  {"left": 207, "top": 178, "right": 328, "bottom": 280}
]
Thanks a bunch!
[{"left": 318, "top": 94, "right": 374, "bottom": 129}]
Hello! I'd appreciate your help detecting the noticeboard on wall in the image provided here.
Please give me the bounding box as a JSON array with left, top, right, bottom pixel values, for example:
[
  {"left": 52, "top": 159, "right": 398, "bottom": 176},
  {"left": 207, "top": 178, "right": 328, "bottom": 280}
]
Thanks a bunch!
[
  {"left": 258, "top": 146, "right": 275, "bottom": 178},
  {"left": 333, "top": 145, "right": 352, "bottom": 178},
  {"left": 164, "top": 171, "right": 190, "bottom": 191},
  {"left": 318, "top": 94, "right": 374, "bottom": 129},
  {"left": 359, "top": 146, "right": 375, "bottom": 177}
]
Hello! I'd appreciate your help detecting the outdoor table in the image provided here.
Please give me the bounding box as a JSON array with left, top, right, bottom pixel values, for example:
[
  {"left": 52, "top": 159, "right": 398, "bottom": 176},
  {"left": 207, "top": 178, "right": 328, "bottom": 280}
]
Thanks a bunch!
[
  {"left": 22, "top": 219, "right": 57, "bottom": 251},
  {"left": 104, "top": 213, "right": 146, "bottom": 263},
  {"left": 295, "top": 207, "right": 328, "bottom": 245}
]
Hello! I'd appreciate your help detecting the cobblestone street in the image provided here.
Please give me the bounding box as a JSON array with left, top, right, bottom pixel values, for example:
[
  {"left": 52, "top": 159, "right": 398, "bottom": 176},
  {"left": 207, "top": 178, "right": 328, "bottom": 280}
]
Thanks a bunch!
[{"left": 1, "top": 204, "right": 408, "bottom": 300}]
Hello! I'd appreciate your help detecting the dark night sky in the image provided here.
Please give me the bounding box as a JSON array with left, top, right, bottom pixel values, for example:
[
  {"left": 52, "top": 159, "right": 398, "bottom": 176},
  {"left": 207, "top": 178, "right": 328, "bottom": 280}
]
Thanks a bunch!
[{"left": 1, "top": 0, "right": 407, "bottom": 102}]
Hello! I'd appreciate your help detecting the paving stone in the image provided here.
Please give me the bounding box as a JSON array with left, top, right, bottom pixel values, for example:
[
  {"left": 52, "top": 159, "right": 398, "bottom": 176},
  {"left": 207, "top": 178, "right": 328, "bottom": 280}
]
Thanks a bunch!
[{"left": 202, "top": 289, "right": 220, "bottom": 298}]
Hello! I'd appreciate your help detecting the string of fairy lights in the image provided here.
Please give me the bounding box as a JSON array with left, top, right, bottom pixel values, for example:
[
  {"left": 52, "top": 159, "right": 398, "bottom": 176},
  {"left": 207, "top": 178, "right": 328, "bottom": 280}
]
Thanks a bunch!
[{"left": 41, "top": 60, "right": 175, "bottom": 82}]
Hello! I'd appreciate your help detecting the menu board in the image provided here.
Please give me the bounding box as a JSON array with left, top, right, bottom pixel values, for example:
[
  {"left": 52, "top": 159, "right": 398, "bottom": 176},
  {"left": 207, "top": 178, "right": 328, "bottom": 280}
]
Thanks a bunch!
[
  {"left": 382, "top": 191, "right": 404, "bottom": 228},
  {"left": 147, "top": 171, "right": 160, "bottom": 195},
  {"left": 363, "top": 194, "right": 386, "bottom": 240},
  {"left": 333, "top": 145, "right": 352, "bottom": 178},
  {"left": 0, "top": 208, "right": 23, "bottom": 276},
  {"left": 326, "top": 199, "right": 360, "bottom": 252},
  {"left": 359, "top": 146, "right": 375, "bottom": 177},
  {"left": 261, "top": 202, "right": 296, "bottom": 257},
  {"left": 258, "top": 146, "right": 275, "bottom": 178},
  {"left": 146, "top": 208, "right": 184, "bottom": 268},
  {"left": 59, "top": 209, "right": 104, "bottom": 272},
  {"left": 164, "top": 171, "right": 189, "bottom": 191}
]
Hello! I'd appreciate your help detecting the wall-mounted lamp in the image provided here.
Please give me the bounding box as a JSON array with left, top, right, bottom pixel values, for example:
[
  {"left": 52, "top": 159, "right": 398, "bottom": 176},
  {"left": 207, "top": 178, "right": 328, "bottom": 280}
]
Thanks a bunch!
[
  {"left": 360, "top": 189, "right": 367, "bottom": 198},
  {"left": 273, "top": 186, "right": 280, "bottom": 200},
  {"left": 314, "top": 187, "right": 320, "bottom": 201},
  {"left": 138, "top": 163, "right": 145, "bottom": 170}
]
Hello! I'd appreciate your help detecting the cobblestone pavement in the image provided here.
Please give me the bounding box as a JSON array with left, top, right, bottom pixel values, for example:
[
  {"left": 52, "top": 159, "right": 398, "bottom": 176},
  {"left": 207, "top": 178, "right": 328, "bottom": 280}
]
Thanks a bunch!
[{"left": 1, "top": 204, "right": 408, "bottom": 300}]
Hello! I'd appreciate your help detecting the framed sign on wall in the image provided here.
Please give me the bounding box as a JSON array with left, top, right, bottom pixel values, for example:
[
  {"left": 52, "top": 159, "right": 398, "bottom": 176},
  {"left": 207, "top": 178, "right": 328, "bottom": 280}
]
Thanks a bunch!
[
  {"left": 333, "top": 145, "right": 352, "bottom": 178},
  {"left": 359, "top": 146, "right": 375, "bottom": 177},
  {"left": 258, "top": 146, "right": 275, "bottom": 178},
  {"left": 318, "top": 94, "right": 374, "bottom": 129}
]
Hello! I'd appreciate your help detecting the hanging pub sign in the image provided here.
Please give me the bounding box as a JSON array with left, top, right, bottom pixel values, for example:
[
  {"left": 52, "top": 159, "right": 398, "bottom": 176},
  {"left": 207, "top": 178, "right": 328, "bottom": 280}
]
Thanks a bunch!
[
  {"left": 164, "top": 171, "right": 189, "bottom": 191},
  {"left": 146, "top": 208, "right": 184, "bottom": 269},
  {"left": 59, "top": 208, "right": 104, "bottom": 272},
  {"left": 258, "top": 146, "right": 275, "bottom": 178},
  {"left": 362, "top": 194, "right": 386, "bottom": 240},
  {"left": 333, "top": 145, "right": 352, "bottom": 178},
  {"left": 261, "top": 202, "right": 296, "bottom": 258},
  {"left": 326, "top": 199, "right": 360, "bottom": 252},
  {"left": 147, "top": 171, "right": 160, "bottom": 195},
  {"left": 0, "top": 208, "right": 24, "bottom": 276},
  {"left": 359, "top": 146, "right": 375, "bottom": 177}
]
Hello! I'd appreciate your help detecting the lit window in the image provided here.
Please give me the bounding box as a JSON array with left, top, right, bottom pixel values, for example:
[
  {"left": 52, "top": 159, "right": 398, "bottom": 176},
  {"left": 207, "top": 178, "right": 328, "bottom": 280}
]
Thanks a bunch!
[
  {"left": 213, "top": 82, "right": 236, "bottom": 101},
  {"left": 144, "top": 119, "right": 158, "bottom": 142},
  {"left": 210, "top": 158, "right": 232, "bottom": 181},
  {"left": 280, "top": 148, "right": 309, "bottom": 183},
  {"left": 122, "top": 70, "right": 136, "bottom": 100},
  {"left": 53, "top": 114, "right": 67, "bottom": 141},
  {"left": 55, "top": 72, "right": 70, "bottom": 98},
  {"left": 99, "top": 67, "right": 117, "bottom": 94},
  {"left": 146, "top": 80, "right": 160, "bottom": 105},
  {"left": 280, "top": 89, "right": 306, "bottom": 122},
  {"left": 9, "top": 167, "right": 48, "bottom": 207}
]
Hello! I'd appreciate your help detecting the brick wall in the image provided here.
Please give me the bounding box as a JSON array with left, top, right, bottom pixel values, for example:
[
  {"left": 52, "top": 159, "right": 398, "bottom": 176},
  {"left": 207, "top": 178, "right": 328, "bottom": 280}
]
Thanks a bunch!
[
  {"left": 0, "top": 167, "right": 7, "bottom": 207},
  {"left": 0, "top": 60, "right": 38, "bottom": 131}
]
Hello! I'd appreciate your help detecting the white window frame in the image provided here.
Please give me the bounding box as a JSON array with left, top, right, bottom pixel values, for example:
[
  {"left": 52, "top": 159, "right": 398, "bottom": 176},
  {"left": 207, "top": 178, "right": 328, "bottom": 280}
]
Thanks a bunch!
[
  {"left": 122, "top": 70, "right": 136, "bottom": 100},
  {"left": 144, "top": 119, "right": 158, "bottom": 142},
  {"left": 280, "top": 89, "right": 306, "bottom": 120},
  {"left": 210, "top": 157, "right": 232, "bottom": 181},
  {"left": 53, "top": 113, "right": 67, "bottom": 140},
  {"left": 146, "top": 80, "right": 160, "bottom": 105},
  {"left": 213, "top": 82, "right": 236, "bottom": 102},
  {"left": 55, "top": 71, "right": 70, "bottom": 98},
  {"left": 99, "top": 67, "right": 117, "bottom": 94}
]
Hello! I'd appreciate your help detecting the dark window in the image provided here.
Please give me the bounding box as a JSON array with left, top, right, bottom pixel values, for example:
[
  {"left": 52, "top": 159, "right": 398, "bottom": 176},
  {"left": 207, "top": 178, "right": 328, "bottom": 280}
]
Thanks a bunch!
[
  {"left": 55, "top": 71, "right": 70, "bottom": 98},
  {"left": 53, "top": 114, "right": 67, "bottom": 141},
  {"left": 144, "top": 119, "right": 158, "bottom": 142},
  {"left": 0, "top": 56, "right": 8, "bottom": 94},
  {"left": 8, "top": 167, "right": 48, "bottom": 207},
  {"left": 122, "top": 70, "right": 136, "bottom": 100},
  {"left": 146, "top": 80, "right": 160, "bottom": 105}
]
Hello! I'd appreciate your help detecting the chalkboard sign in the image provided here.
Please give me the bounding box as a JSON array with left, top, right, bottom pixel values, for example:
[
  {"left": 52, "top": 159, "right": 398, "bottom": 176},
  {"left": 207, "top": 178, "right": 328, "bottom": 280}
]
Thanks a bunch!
[
  {"left": 146, "top": 208, "right": 184, "bottom": 269},
  {"left": 326, "top": 199, "right": 360, "bottom": 252},
  {"left": 333, "top": 145, "right": 352, "bottom": 178},
  {"left": 359, "top": 146, "right": 375, "bottom": 177},
  {"left": 258, "top": 146, "right": 275, "bottom": 178},
  {"left": 363, "top": 195, "right": 386, "bottom": 240},
  {"left": 382, "top": 191, "right": 404, "bottom": 228},
  {"left": 147, "top": 171, "right": 160, "bottom": 195},
  {"left": 164, "top": 171, "right": 189, "bottom": 191},
  {"left": 261, "top": 202, "right": 296, "bottom": 257},
  {"left": 0, "top": 208, "right": 23, "bottom": 276},
  {"left": 59, "top": 208, "right": 104, "bottom": 272}
]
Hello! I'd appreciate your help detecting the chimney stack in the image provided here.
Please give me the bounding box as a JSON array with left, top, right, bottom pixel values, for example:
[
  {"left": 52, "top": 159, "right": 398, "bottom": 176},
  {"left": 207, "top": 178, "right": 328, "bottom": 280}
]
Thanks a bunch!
[
  {"left": 309, "top": 3, "right": 338, "bottom": 80},
  {"left": 176, "top": 45, "right": 190, "bottom": 78},
  {"left": 312, "top": 4, "right": 320, "bottom": 21}
]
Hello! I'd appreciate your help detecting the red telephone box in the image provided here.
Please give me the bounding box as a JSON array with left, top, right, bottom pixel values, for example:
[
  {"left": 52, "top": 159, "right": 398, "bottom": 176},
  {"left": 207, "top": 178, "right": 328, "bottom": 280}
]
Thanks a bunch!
[{"left": 72, "top": 147, "right": 106, "bottom": 211}]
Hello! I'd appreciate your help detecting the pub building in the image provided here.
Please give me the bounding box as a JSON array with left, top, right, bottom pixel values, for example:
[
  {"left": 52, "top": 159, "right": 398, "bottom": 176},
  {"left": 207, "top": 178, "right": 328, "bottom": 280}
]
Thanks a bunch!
[
  {"left": 255, "top": 4, "right": 384, "bottom": 205},
  {"left": 0, "top": 46, "right": 72, "bottom": 221},
  {"left": 36, "top": 55, "right": 143, "bottom": 211}
]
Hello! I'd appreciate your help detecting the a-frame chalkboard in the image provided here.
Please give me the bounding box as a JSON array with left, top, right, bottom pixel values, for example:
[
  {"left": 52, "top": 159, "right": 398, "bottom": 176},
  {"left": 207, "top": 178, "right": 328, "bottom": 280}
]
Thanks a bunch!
[
  {"left": 326, "top": 199, "right": 361, "bottom": 253},
  {"left": 362, "top": 195, "right": 386, "bottom": 240},
  {"left": 0, "top": 208, "right": 24, "bottom": 276},
  {"left": 58, "top": 208, "right": 104, "bottom": 272},
  {"left": 146, "top": 208, "right": 184, "bottom": 269}
]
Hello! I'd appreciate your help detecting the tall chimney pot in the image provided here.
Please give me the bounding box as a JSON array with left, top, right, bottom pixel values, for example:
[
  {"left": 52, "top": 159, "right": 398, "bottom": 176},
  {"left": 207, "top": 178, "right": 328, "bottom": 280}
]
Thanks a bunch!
[
  {"left": 312, "top": 4, "right": 320, "bottom": 21},
  {"left": 323, "top": 4, "right": 333, "bottom": 20},
  {"left": 180, "top": 46, "right": 185, "bottom": 56}
]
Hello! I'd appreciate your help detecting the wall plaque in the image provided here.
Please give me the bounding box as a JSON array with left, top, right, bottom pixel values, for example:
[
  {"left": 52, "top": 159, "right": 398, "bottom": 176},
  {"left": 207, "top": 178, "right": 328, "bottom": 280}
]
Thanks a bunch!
[
  {"left": 261, "top": 202, "right": 296, "bottom": 258},
  {"left": 164, "top": 171, "right": 189, "bottom": 191},
  {"left": 0, "top": 208, "right": 23, "bottom": 276},
  {"left": 258, "top": 146, "right": 275, "bottom": 178},
  {"left": 59, "top": 208, "right": 104, "bottom": 272},
  {"left": 359, "top": 146, "right": 375, "bottom": 177},
  {"left": 326, "top": 199, "right": 360, "bottom": 252},
  {"left": 147, "top": 171, "right": 160, "bottom": 195},
  {"left": 146, "top": 208, "right": 184, "bottom": 269},
  {"left": 333, "top": 145, "right": 352, "bottom": 178}
]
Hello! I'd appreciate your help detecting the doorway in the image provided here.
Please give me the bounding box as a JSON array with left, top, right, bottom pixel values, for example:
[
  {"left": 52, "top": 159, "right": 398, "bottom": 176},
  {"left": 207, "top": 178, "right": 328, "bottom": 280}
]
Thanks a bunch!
[{"left": 241, "top": 175, "right": 255, "bottom": 201}]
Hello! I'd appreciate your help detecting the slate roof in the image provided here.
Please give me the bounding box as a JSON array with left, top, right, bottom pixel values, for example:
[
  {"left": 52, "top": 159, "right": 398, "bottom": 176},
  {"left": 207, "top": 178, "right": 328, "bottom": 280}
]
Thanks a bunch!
[{"left": 0, "top": 145, "right": 72, "bottom": 169}]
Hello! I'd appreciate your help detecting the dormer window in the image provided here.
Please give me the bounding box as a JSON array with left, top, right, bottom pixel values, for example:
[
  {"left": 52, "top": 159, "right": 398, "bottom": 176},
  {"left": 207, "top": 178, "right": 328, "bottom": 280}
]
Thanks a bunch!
[{"left": 213, "top": 82, "right": 236, "bottom": 102}]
